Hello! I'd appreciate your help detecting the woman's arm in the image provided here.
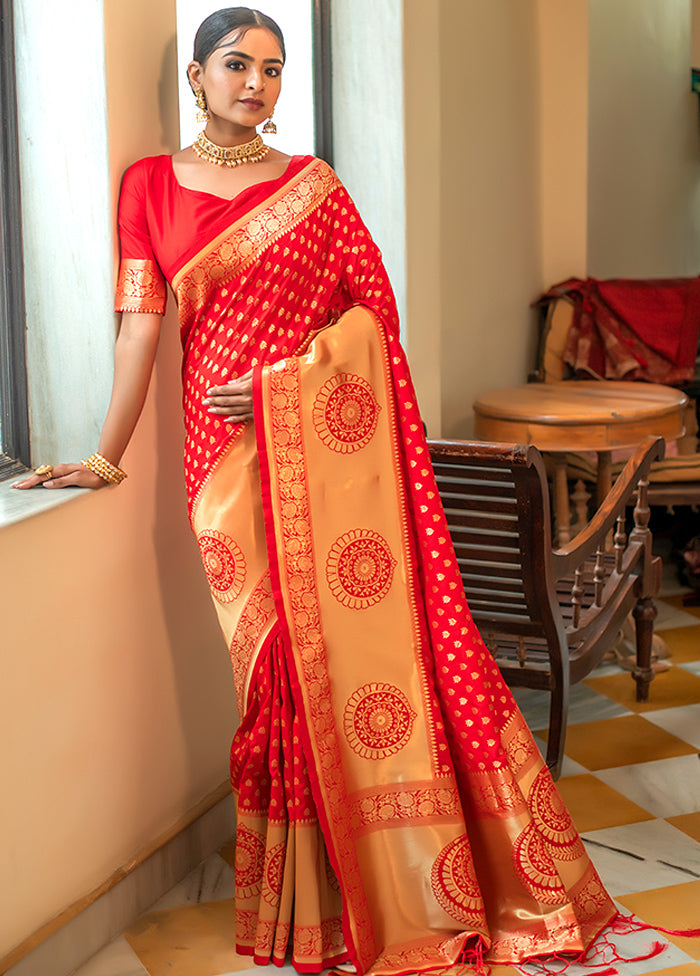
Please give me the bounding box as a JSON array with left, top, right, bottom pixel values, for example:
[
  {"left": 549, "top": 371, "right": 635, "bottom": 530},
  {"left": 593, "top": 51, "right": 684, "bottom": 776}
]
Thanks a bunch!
[
  {"left": 96, "top": 310, "right": 162, "bottom": 465},
  {"left": 13, "top": 311, "right": 162, "bottom": 490}
]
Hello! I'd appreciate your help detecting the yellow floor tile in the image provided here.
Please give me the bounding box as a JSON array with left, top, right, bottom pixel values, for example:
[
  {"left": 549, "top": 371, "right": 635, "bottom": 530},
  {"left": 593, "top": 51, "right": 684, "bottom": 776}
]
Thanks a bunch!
[
  {"left": 656, "top": 626, "right": 700, "bottom": 664},
  {"left": 667, "top": 812, "right": 700, "bottom": 844},
  {"left": 539, "top": 714, "right": 697, "bottom": 770},
  {"left": 555, "top": 774, "right": 654, "bottom": 831},
  {"left": 219, "top": 836, "right": 236, "bottom": 868},
  {"left": 126, "top": 899, "right": 250, "bottom": 976},
  {"left": 584, "top": 667, "right": 700, "bottom": 713},
  {"left": 618, "top": 880, "right": 700, "bottom": 960}
]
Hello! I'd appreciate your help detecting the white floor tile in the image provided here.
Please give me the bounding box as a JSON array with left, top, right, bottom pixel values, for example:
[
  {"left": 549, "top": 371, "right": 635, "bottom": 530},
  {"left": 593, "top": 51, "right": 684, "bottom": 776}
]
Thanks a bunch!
[
  {"left": 519, "top": 924, "right": 694, "bottom": 975},
  {"left": 581, "top": 818, "right": 700, "bottom": 896},
  {"left": 594, "top": 753, "right": 700, "bottom": 818},
  {"left": 147, "top": 851, "right": 235, "bottom": 912},
  {"left": 655, "top": 601, "right": 700, "bottom": 631},
  {"left": 70, "top": 936, "right": 147, "bottom": 976},
  {"left": 511, "top": 682, "right": 631, "bottom": 733},
  {"left": 658, "top": 572, "right": 690, "bottom": 599},
  {"left": 643, "top": 702, "right": 700, "bottom": 749}
]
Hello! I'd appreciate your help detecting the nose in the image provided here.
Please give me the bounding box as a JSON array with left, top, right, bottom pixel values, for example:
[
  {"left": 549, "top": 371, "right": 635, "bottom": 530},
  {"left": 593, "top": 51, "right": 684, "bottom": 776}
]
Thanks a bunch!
[{"left": 245, "top": 66, "right": 264, "bottom": 91}]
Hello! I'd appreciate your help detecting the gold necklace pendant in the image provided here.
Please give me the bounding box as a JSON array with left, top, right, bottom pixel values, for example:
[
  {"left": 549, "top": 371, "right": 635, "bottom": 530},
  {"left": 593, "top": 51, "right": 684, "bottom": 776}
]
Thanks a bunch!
[{"left": 193, "top": 131, "right": 269, "bottom": 167}]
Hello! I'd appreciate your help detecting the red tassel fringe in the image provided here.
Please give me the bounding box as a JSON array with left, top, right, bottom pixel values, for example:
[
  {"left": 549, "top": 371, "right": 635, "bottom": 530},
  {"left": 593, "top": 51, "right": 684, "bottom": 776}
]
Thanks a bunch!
[
  {"left": 458, "top": 935, "right": 489, "bottom": 975},
  {"left": 610, "top": 910, "right": 700, "bottom": 940},
  {"left": 356, "top": 913, "right": 699, "bottom": 976},
  {"left": 507, "top": 909, "right": 700, "bottom": 976}
]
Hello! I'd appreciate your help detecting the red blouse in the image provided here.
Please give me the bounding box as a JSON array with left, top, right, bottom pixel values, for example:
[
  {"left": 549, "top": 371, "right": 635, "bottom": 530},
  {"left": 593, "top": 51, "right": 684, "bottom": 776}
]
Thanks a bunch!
[{"left": 114, "top": 153, "right": 314, "bottom": 316}]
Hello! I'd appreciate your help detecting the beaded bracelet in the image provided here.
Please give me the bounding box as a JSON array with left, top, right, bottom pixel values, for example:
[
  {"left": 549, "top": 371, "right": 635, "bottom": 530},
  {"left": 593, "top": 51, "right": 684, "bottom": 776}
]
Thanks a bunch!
[{"left": 81, "top": 453, "right": 127, "bottom": 485}]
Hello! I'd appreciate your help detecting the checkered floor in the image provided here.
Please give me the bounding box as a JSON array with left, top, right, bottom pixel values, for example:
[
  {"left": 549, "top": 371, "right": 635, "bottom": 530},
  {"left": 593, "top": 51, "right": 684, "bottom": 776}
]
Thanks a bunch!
[{"left": 71, "top": 582, "right": 700, "bottom": 976}]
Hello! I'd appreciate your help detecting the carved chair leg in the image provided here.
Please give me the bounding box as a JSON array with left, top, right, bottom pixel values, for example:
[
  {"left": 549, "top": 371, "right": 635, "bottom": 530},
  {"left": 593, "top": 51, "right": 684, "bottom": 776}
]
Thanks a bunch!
[
  {"left": 632, "top": 596, "right": 657, "bottom": 702},
  {"left": 546, "top": 673, "right": 569, "bottom": 780},
  {"left": 571, "top": 479, "right": 590, "bottom": 536},
  {"left": 609, "top": 613, "right": 671, "bottom": 673},
  {"left": 552, "top": 455, "right": 572, "bottom": 547}
]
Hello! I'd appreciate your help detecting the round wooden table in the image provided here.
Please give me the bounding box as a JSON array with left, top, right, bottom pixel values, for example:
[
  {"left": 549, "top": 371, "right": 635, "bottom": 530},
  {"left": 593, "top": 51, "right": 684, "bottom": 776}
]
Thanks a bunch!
[{"left": 473, "top": 381, "right": 688, "bottom": 546}]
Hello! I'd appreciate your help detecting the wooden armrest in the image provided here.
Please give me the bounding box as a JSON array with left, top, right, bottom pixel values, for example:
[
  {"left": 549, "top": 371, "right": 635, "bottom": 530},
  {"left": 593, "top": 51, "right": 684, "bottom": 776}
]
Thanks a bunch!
[
  {"left": 428, "top": 440, "right": 548, "bottom": 495},
  {"left": 428, "top": 439, "right": 534, "bottom": 465},
  {"left": 552, "top": 435, "right": 664, "bottom": 578}
]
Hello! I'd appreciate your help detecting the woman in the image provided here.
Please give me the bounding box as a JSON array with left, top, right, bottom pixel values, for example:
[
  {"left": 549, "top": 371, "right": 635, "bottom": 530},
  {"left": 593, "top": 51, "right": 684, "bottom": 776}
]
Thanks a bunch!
[{"left": 14, "top": 9, "right": 624, "bottom": 975}]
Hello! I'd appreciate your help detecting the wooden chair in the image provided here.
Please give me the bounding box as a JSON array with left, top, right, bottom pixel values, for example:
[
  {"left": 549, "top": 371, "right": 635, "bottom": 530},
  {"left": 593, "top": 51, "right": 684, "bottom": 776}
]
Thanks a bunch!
[{"left": 428, "top": 435, "right": 664, "bottom": 779}]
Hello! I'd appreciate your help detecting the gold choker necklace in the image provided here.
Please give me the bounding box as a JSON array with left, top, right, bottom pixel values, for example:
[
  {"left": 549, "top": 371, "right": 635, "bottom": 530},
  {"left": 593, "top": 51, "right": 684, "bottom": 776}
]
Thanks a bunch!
[{"left": 193, "top": 131, "right": 269, "bottom": 167}]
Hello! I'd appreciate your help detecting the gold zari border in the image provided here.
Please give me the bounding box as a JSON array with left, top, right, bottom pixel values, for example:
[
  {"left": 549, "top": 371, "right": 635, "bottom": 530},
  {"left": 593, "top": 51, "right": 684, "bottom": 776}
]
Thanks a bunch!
[
  {"left": 115, "top": 258, "right": 166, "bottom": 314},
  {"left": 173, "top": 160, "right": 339, "bottom": 325}
]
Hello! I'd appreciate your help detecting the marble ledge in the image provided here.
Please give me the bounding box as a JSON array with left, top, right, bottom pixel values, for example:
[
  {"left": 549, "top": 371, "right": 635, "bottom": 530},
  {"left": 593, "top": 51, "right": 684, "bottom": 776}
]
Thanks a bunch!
[{"left": 0, "top": 478, "right": 89, "bottom": 529}]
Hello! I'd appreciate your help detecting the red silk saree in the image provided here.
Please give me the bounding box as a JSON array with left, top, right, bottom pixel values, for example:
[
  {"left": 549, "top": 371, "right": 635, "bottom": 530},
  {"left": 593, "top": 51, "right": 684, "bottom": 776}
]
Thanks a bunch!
[{"left": 116, "top": 155, "right": 616, "bottom": 974}]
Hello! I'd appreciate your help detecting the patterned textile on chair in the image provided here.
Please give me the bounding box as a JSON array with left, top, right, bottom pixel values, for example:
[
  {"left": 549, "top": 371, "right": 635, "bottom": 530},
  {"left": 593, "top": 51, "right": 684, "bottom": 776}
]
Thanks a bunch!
[{"left": 535, "top": 276, "right": 700, "bottom": 386}]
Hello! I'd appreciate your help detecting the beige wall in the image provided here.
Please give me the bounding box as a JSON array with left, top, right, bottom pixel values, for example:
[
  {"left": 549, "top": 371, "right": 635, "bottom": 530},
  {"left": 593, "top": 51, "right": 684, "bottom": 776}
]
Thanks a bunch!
[
  {"left": 1, "top": 0, "right": 233, "bottom": 961},
  {"left": 588, "top": 0, "right": 700, "bottom": 277},
  {"left": 537, "top": 0, "right": 589, "bottom": 285},
  {"left": 406, "top": 0, "right": 700, "bottom": 437},
  {"left": 404, "top": 0, "right": 543, "bottom": 438},
  {"left": 693, "top": 0, "right": 700, "bottom": 65},
  {"left": 339, "top": 1, "right": 585, "bottom": 438},
  {"left": 440, "top": 0, "right": 543, "bottom": 438},
  {"left": 403, "top": 0, "right": 443, "bottom": 434}
]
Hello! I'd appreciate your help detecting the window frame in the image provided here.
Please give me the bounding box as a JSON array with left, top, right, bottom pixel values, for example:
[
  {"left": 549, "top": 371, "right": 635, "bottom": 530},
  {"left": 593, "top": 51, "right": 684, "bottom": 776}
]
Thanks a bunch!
[
  {"left": 0, "top": 0, "right": 30, "bottom": 479},
  {"left": 312, "top": 0, "right": 333, "bottom": 165}
]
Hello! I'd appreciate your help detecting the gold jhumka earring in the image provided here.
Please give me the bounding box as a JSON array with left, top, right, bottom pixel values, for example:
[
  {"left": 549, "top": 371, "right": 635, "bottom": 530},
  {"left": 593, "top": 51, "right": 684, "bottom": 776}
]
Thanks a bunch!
[
  {"left": 195, "top": 88, "right": 209, "bottom": 123},
  {"left": 262, "top": 108, "right": 277, "bottom": 135}
]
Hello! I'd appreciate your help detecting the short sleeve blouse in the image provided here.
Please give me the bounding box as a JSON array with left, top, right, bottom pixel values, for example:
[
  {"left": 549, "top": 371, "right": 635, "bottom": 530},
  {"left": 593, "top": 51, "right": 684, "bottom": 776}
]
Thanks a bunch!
[{"left": 114, "top": 159, "right": 168, "bottom": 315}]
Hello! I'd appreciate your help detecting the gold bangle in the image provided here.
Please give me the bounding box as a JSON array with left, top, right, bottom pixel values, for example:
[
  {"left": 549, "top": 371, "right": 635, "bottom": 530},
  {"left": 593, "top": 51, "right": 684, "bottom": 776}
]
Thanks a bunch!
[{"left": 81, "top": 453, "right": 127, "bottom": 485}]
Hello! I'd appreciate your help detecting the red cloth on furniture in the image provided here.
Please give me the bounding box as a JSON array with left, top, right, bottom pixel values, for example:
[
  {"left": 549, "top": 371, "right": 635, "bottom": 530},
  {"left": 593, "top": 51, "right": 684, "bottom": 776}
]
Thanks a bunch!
[{"left": 536, "top": 276, "right": 700, "bottom": 385}]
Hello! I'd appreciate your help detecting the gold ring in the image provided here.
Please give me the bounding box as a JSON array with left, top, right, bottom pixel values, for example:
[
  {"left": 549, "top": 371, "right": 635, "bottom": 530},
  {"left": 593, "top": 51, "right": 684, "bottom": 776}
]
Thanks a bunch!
[{"left": 35, "top": 464, "right": 54, "bottom": 478}]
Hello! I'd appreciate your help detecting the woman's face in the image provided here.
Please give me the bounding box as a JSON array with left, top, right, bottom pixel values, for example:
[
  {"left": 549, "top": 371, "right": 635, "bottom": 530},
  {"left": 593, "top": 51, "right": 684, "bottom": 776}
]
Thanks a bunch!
[{"left": 189, "top": 27, "right": 284, "bottom": 131}]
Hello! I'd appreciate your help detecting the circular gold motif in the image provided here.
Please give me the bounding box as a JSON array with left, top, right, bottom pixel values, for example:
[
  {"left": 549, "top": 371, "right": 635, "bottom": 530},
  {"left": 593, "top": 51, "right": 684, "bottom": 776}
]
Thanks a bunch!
[
  {"left": 528, "top": 768, "right": 583, "bottom": 861},
  {"left": 326, "top": 529, "right": 396, "bottom": 610},
  {"left": 263, "top": 841, "right": 286, "bottom": 905},
  {"left": 343, "top": 682, "right": 415, "bottom": 760},
  {"left": 513, "top": 823, "right": 568, "bottom": 905},
  {"left": 312, "top": 374, "right": 380, "bottom": 453},
  {"left": 431, "top": 834, "right": 484, "bottom": 925},
  {"left": 197, "top": 530, "right": 246, "bottom": 604},
  {"left": 235, "top": 825, "right": 266, "bottom": 898}
]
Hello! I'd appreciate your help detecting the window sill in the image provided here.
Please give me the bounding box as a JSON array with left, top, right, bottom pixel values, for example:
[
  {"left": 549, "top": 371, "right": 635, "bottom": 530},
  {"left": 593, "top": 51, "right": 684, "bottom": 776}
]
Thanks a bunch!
[{"left": 0, "top": 478, "right": 90, "bottom": 529}]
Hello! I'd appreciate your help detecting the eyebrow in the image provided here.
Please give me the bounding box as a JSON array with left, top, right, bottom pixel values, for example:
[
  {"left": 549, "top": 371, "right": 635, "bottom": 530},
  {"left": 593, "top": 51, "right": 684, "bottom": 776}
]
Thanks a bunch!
[{"left": 215, "top": 47, "right": 284, "bottom": 65}]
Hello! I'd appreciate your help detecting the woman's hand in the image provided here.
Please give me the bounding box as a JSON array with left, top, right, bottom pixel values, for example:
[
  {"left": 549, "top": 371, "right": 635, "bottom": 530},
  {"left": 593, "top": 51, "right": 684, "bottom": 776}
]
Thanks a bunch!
[
  {"left": 12, "top": 463, "right": 107, "bottom": 491},
  {"left": 204, "top": 369, "right": 254, "bottom": 422}
]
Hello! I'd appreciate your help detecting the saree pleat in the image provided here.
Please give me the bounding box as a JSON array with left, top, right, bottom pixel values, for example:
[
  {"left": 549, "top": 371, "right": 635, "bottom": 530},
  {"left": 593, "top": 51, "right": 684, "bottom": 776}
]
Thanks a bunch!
[
  {"left": 231, "top": 633, "right": 347, "bottom": 971},
  {"left": 115, "top": 154, "right": 619, "bottom": 975}
]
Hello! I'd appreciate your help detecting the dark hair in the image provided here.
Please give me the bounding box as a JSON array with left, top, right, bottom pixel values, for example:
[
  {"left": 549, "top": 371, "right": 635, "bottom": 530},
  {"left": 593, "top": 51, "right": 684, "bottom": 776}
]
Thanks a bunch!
[{"left": 193, "top": 7, "right": 286, "bottom": 65}]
